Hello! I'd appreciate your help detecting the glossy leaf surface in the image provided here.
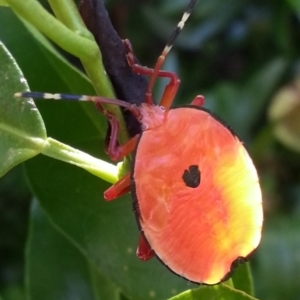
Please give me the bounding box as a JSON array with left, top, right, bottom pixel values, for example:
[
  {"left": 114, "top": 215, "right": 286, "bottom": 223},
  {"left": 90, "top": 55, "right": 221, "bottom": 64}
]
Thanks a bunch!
[
  {"left": 27, "top": 199, "right": 120, "bottom": 300},
  {"left": 168, "top": 284, "right": 258, "bottom": 300},
  {"left": 0, "top": 41, "right": 46, "bottom": 177}
]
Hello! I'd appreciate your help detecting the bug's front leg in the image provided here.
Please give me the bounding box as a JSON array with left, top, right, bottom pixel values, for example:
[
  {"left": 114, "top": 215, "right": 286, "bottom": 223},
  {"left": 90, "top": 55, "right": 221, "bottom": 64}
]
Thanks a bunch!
[
  {"left": 104, "top": 172, "right": 131, "bottom": 201},
  {"left": 94, "top": 102, "right": 139, "bottom": 161},
  {"left": 94, "top": 102, "right": 139, "bottom": 200},
  {"left": 124, "top": 39, "right": 180, "bottom": 109}
]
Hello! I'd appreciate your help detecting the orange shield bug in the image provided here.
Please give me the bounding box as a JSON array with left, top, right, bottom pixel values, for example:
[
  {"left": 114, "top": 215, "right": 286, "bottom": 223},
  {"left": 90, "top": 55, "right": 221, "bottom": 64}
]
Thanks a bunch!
[{"left": 15, "top": 0, "right": 263, "bottom": 285}]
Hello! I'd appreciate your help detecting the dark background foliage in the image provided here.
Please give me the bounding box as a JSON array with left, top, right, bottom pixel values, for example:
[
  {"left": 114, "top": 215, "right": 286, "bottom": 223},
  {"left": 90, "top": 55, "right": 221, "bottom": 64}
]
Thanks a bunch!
[{"left": 1, "top": 0, "right": 300, "bottom": 299}]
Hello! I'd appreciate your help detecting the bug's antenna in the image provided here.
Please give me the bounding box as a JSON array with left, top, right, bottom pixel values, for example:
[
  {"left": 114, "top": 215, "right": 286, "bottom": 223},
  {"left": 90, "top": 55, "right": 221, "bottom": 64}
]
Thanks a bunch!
[
  {"left": 146, "top": 0, "right": 199, "bottom": 102},
  {"left": 14, "top": 92, "right": 141, "bottom": 118}
]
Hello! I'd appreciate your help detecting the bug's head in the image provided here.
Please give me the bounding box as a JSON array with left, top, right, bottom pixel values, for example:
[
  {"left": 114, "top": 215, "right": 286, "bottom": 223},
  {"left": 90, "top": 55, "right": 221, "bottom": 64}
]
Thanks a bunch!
[{"left": 137, "top": 103, "right": 167, "bottom": 131}]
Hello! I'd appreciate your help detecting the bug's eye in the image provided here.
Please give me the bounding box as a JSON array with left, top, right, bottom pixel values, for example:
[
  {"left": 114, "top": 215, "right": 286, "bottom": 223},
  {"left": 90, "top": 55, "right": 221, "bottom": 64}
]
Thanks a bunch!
[
  {"left": 182, "top": 165, "right": 201, "bottom": 188},
  {"left": 141, "top": 123, "right": 148, "bottom": 131}
]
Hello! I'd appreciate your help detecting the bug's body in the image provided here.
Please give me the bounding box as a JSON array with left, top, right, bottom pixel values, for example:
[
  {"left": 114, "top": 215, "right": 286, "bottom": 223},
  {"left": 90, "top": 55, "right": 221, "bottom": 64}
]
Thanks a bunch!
[
  {"left": 131, "top": 106, "right": 262, "bottom": 284},
  {"left": 15, "top": 0, "right": 263, "bottom": 286}
]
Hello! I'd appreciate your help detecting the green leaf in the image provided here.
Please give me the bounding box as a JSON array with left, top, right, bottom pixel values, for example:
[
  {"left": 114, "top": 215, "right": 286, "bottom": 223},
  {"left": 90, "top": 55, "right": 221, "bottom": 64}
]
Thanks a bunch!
[
  {"left": 0, "top": 7, "right": 103, "bottom": 136},
  {"left": 240, "top": 58, "right": 288, "bottom": 133},
  {"left": 0, "top": 15, "right": 118, "bottom": 183},
  {"left": 143, "top": 0, "right": 245, "bottom": 49},
  {"left": 205, "top": 58, "right": 288, "bottom": 141},
  {"left": 25, "top": 155, "right": 196, "bottom": 300},
  {"left": 0, "top": 41, "right": 47, "bottom": 177},
  {"left": 255, "top": 217, "right": 300, "bottom": 300},
  {"left": 231, "top": 263, "right": 254, "bottom": 296},
  {"left": 0, "top": 0, "right": 8, "bottom": 7},
  {"left": 0, "top": 285, "right": 25, "bottom": 300},
  {"left": 26, "top": 199, "right": 121, "bottom": 300},
  {"left": 286, "top": 0, "right": 300, "bottom": 15},
  {"left": 167, "top": 284, "right": 259, "bottom": 300}
]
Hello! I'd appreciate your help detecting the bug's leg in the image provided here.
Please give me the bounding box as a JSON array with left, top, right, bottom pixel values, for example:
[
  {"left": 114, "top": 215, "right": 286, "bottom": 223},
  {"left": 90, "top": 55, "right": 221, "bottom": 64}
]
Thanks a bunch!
[
  {"left": 104, "top": 172, "right": 131, "bottom": 201},
  {"left": 93, "top": 102, "right": 139, "bottom": 201},
  {"left": 136, "top": 233, "right": 155, "bottom": 261},
  {"left": 102, "top": 128, "right": 137, "bottom": 200},
  {"left": 124, "top": 40, "right": 180, "bottom": 109},
  {"left": 94, "top": 102, "right": 139, "bottom": 161},
  {"left": 124, "top": 0, "right": 197, "bottom": 108},
  {"left": 191, "top": 95, "right": 205, "bottom": 107}
]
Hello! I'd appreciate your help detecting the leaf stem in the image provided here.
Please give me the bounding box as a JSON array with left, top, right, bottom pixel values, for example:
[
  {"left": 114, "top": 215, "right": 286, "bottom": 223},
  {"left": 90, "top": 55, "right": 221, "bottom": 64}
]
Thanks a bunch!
[
  {"left": 48, "top": 0, "right": 92, "bottom": 38},
  {"left": 7, "top": 0, "right": 94, "bottom": 59},
  {"left": 42, "top": 138, "right": 119, "bottom": 184}
]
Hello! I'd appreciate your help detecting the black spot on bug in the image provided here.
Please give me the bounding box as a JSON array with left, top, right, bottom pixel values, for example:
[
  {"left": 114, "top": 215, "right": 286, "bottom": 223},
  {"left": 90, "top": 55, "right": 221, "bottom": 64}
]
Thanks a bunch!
[{"left": 182, "top": 165, "right": 201, "bottom": 188}]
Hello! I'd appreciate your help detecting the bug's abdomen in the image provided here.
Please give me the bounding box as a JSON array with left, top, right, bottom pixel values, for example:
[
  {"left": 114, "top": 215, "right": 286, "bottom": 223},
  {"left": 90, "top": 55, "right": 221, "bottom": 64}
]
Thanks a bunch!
[{"left": 131, "top": 107, "right": 263, "bottom": 284}]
